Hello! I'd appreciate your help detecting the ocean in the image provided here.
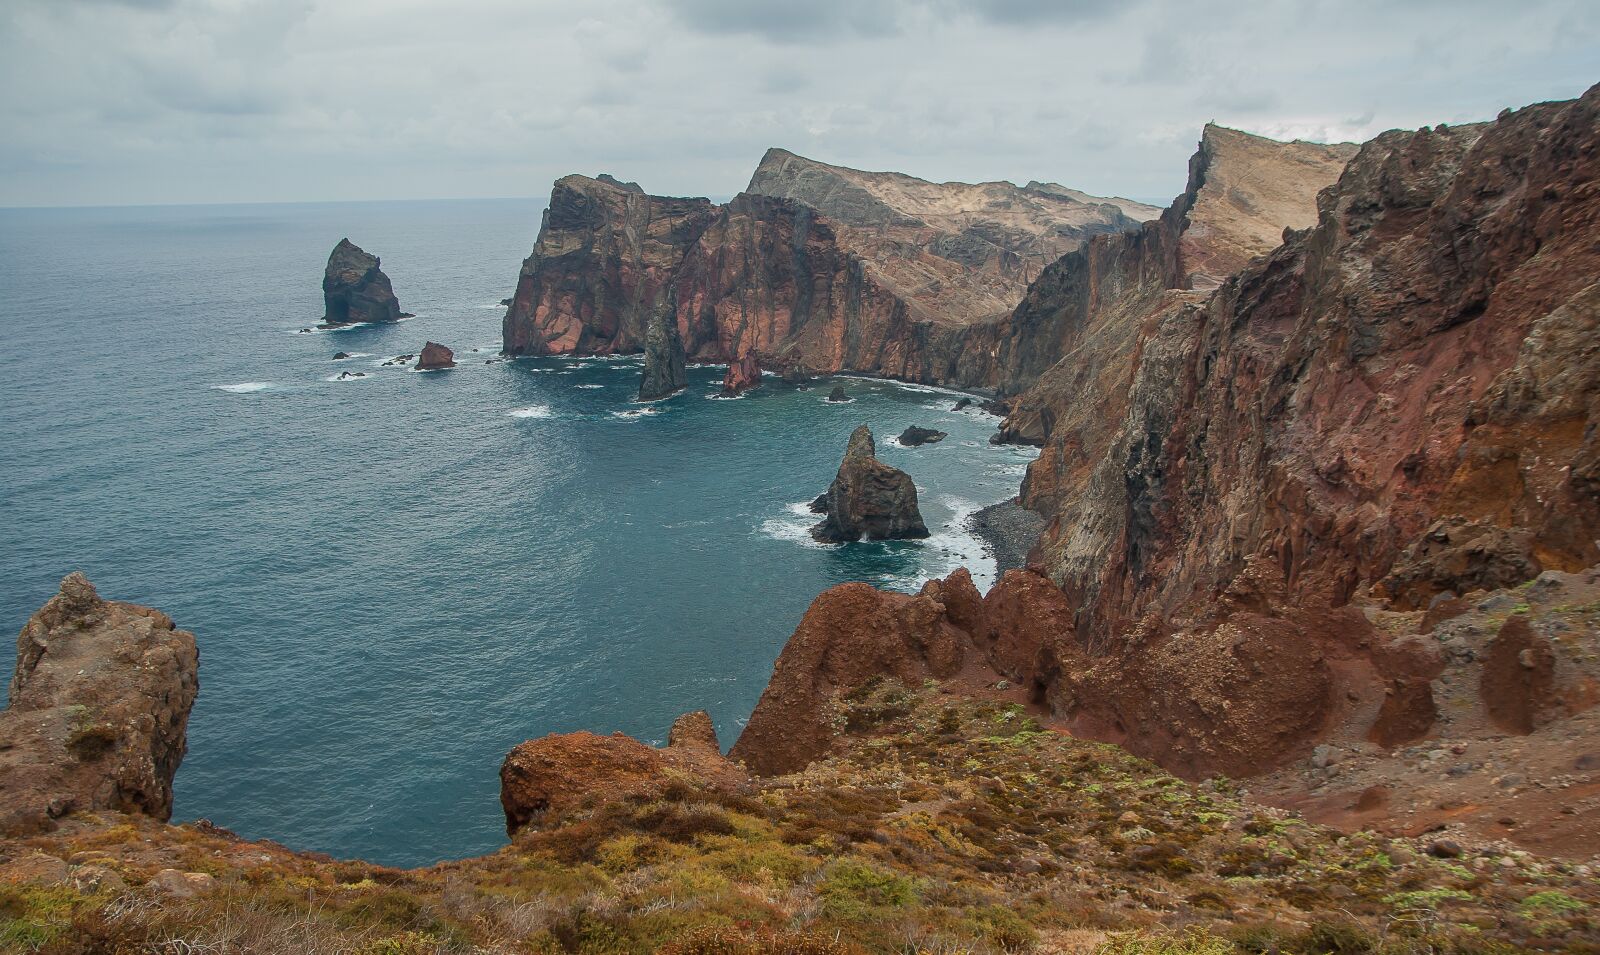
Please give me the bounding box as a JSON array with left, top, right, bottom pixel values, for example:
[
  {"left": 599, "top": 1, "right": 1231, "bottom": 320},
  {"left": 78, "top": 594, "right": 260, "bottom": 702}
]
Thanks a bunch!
[{"left": 0, "top": 198, "right": 1036, "bottom": 867}]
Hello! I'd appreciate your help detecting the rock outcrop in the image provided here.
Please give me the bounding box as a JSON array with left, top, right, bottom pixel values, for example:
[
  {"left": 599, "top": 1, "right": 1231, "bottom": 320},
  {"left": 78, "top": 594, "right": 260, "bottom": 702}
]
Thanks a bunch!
[
  {"left": 637, "top": 294, "right": 687, "bottom": 401},
  {"left": 500, "top": 712, "right": 741, "bottom": 835},
  {"left": 0, "top": 574, "right": 198, "bottom": 835},
  {"left": 812, "top": 426, "right": 928, "bottom": 542},
  {"left": 321, "top": 238, "right": 407, "bottom": 326},
  {"left": 502, "top": 150, "right": 1158, "bottom": 384},
  {"left": 897, "top": 426, "right": 946, "bottom": 447},
  {"left": 415, "top": 341, "right": 455, "bottom": 371},
  {"left": 718, "top": 353, "right": 760, "bottom": 397},
  {"left": 825, "top": 386, "right": 850, "bottom": 403}
]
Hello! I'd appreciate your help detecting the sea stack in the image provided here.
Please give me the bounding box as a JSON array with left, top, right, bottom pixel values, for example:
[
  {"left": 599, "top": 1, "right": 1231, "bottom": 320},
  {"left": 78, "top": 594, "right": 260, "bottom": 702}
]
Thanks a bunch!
[
  {"left": 0, "top": 573, "right": 199, "bottom": 834},
  {"left": 321, "top": 238, "right": 407, "bottom": 326},
  {"left": 812, "top": 425, "right": 929, "bottom": 543},
  {"left": 826, "top": 386, "right": 850, "bottom": 403},
  {"left": 416, "top": 342, "right": 456, "bottom": 371},
  {"left": 719, "top": 353, "right": 761, "bottom": 397},
  {"left": 638, "top": 295, "right": 687, "bottom": 401}
]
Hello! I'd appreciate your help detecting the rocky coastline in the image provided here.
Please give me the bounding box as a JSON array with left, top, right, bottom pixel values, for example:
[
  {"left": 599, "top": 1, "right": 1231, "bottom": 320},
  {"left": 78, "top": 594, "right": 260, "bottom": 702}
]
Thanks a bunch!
[
  {"left": 966, "top": 497, "right": 1044, "bottom": 574},
  {"left": 4, "top": 84, "right": 1600, "bottom": 954}
]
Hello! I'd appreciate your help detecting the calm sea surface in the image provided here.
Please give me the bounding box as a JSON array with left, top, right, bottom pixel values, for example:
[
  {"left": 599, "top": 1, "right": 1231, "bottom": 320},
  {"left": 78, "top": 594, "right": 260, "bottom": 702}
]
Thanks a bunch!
[{"left": 0, "top": 199, "right": 1035, "bottom": 866}]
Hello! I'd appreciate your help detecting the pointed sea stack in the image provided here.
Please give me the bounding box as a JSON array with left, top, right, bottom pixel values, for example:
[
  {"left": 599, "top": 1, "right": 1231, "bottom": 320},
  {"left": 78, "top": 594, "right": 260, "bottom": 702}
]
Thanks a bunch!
[
  {"left": 638, "top": 295, "right": 687, "bottom": 401},
  {"left": 719, "top": 353, "right": 760, "bottom": 397},
  {"left": 322, "top": 238, "right": 407, "bottom": 326},
  {"left": 812, "top": 425, "right": 929, "bottom": 542}
]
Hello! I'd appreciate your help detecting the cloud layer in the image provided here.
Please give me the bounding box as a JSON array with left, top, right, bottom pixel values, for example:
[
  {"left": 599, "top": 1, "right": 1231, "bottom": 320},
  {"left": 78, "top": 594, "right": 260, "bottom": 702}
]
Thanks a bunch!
[{"left": 1, "top": 0, "right": 1594, "bottom": 207}]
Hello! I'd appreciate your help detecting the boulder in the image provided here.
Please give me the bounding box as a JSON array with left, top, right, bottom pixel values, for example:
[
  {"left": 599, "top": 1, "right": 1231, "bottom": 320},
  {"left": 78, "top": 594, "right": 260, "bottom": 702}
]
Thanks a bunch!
[
  {"left": 0, "top": 574, "right": 199, "bottom": 835},
  {"left": 321, "top": 238, "right": 407, "bottom": 326},
  {"left": 812, "top": 426, "right": 929, "bottom": 542},
  {"left": 897, "top": 426, "right": 947, "bottom": 447},
  {"left": 719, "top": 353, "right": 761, "bottom": 397},
  {"left": 952, "top": 397, "right": 972, "bottom": 411},
  {"left": 416, "top": 341, "right": 456, "bottom": 371}
]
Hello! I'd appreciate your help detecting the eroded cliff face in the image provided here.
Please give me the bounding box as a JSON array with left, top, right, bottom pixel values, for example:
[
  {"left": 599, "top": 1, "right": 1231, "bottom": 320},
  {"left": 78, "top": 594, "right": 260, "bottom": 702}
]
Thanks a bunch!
[
  {"left": 735, "top": 87, "right": 1600, "bottom": 787},
  {"left": 1031, "top": 88, "right": 1600, "bottom": 648},
  {"left": 502, "top": 150, "right": 1159, "bottom": 385},
  {"left": 0, "top": 574, "right": 199, "bottom": 835}
]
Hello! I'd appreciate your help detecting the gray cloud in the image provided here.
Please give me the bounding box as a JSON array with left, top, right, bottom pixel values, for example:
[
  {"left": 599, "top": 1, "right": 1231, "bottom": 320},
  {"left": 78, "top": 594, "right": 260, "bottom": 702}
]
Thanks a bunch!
[{"left": 0, "top": 0, "right": 1594, "bottom": 207}]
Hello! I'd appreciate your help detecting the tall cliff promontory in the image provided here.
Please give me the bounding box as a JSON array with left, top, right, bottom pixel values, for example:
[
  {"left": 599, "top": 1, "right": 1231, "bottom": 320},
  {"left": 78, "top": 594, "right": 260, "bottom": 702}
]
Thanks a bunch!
[{"left": 501, "top": 151, "right": 1159, "bottom": 384}]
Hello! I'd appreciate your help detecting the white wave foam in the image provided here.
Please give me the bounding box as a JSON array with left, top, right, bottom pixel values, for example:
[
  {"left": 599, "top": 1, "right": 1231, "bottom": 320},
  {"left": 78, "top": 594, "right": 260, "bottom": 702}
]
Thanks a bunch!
[
  {"left": 574, "top": 384, "right": 604, "bottom": 390},
  {"left": 507, "top": 405, "right": 554, "bottom": 419},
  {"left": 212, "top": 382, "right": 273, "bottom": 394},
  {"left": 758, "top": 507, "right": 832, "bottom": 549},
  {"left": 610, "top": 407, "right": 661, "bottom": 420},
  {"left": 324, "top": 372, "right": 370, "bottom": 382}
]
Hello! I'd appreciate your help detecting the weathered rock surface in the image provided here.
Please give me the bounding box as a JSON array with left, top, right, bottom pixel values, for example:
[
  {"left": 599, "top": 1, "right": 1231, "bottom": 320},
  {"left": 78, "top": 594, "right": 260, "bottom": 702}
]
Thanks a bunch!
[
  {"left": 321, "top": 238, "right": 406, "bottom": 326},
  {"left": 500, "top": 713, "right": 742, "bottom": 835},
  {"left": 896, "top": 426, "right": 946, "bottom": 447},
  {"left": 502, "top": 150, "right": 1158, "bottom": 385},
  {"left": 812, "top": 426, "right": 928, "bottom": 542},
  {"left": 0, "top": 574, "right": 198, "bottom": 835},
  {"left": 719, "top": 353, "right": 760, "bottom": 397},
  {"left": 415, "top": 341, "right": 455, "bottom": 371},
  {"left": 638, "top": 294, "right": 687, "bottom": 401},
  {"left": 1023, "top": 86, "right": 1600, "bottom": 653}
]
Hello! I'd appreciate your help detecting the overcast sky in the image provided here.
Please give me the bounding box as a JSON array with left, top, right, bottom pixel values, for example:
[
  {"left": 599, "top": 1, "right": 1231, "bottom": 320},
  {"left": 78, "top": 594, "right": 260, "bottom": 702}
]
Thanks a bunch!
[{"left": 1, "top": 0, "right": 1595, "bottom": 208}]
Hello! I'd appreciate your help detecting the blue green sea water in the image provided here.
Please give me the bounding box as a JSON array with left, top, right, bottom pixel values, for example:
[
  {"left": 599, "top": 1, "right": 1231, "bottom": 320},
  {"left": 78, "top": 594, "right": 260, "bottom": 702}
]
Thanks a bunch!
[{"left": 0, "top": 199, "right": 1035, "bottom": 866}]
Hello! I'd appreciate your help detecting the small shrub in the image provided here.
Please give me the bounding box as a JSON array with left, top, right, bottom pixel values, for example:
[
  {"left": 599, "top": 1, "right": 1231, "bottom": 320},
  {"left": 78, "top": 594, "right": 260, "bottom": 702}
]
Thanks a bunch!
[{"left": 818, "top": 859, "right": 917, "bottom": 921}]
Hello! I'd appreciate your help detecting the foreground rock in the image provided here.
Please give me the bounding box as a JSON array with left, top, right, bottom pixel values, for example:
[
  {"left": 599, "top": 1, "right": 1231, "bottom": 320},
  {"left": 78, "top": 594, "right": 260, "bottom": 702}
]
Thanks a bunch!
[
  {"left": 718, "top": 353, "right": 760, "bottom": 397},
  {"left": 415, "top": 341, "right": 455, "bottom": 370},
  {"left": 637, "top": 297, "right": 687, "bottom": 401},
  {"left": 896, "top": 425, "right": 946, "bottom": 447},
  {"left": 500, "top": 711, "right": 741, "bottom": 835},
  {"left": 321, "top": 238, "right": 407, "bottom": 326},
  {"left": 0, "top": 574, "right": 198, "bottom": 835},
  {"left": 825, "top": 386, "right": 850, "bottom": 402},
  {"left": 812, "top": 426, "right": 928, "bottom": 542}
]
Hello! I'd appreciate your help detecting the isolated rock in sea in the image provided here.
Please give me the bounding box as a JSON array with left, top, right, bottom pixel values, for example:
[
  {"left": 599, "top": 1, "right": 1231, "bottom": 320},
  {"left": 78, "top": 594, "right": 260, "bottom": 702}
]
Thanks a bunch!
[
  {"left": 812, "top": 425, "right": 929, "bottom": 543},
  {"left": 719, "top": 353, "right": 761, "bottom": 397},
  {"left": 0, "top": 573, "right": 198, "bottom": 835},
  {"left": 825, "top": 386, "right": 850, "bottom": 403},
  {"left": 638, "top": 295, "right": 687, "bottom": 401},
  {"left": 321, "top": 238, "right": 406, "bottom": 326},
  {"left": 897, "top": 426, "right": 946, "bottom": 447},
  {"left": 332, "top": 351, "right": 351, "bottom": 360},
  {"left": 951, "top": 397, "right": 972, "bottom": 411},
  {"left": 416, "top": 341, "right": 456, "bottom": 371}
]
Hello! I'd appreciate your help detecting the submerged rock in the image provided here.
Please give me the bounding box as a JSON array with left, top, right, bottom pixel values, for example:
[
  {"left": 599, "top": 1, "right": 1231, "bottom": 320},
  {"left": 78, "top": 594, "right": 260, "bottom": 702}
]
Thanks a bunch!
[
  {"left": 638, "top": 295, "right": 687, "bottom": 401},
  {"left": 416, "top": 341, "right": 456, "bottom": 371},
  {"left": 719, "top": 353, "right": 761, "bottom": 397},
  {"left": 0, "top": 574, "right": 198, "bottom": 835},
  {"left": 812, "top": 425, "right": 929, "bottom": 543},
  {"left": 321, "top": 238, "right": 407, "bottom": 326},
  {"left": 332, "top": 351, "right": 352, "bottom": 360},
  {"left": 897, "top": 426, "right": 947, "bottom": 447}
]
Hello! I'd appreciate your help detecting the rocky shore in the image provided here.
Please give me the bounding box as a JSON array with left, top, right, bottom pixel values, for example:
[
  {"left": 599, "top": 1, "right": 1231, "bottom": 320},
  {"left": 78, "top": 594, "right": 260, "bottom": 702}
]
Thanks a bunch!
[{"left": 967, "top": 497, "right": 1044, "bottom": 573}]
